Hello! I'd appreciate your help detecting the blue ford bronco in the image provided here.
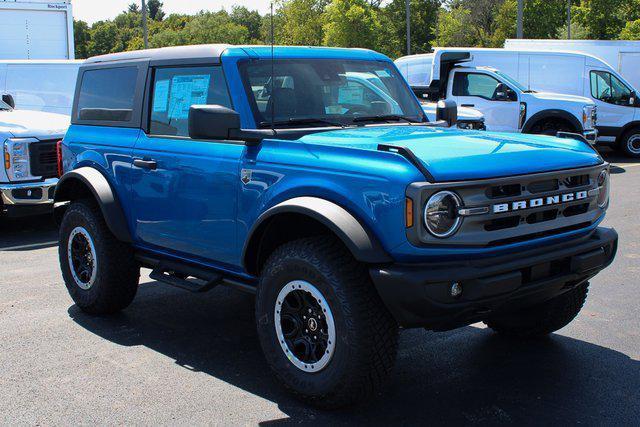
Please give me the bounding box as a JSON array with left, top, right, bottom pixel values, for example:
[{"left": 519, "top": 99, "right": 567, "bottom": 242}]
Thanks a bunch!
[{"left": 55, "top": 45, "right": 617, "bottom": 408}]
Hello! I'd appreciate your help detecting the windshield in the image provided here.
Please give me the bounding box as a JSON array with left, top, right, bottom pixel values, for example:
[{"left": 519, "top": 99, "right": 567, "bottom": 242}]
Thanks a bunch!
[
  {"left": 493, "top": 70, "right": 528, "bottom": 92},
  {"left": 239, "top": 59, "right": 425, "bottom": 127}
]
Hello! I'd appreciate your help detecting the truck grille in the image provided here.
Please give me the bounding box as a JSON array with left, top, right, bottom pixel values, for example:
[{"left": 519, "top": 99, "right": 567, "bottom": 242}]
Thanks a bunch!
[
  {"left": 407, "top": 165, "right": 607, "bottom": 247},
  {"left": 29, "top": 140, "right": 59, "bottom": 179}
]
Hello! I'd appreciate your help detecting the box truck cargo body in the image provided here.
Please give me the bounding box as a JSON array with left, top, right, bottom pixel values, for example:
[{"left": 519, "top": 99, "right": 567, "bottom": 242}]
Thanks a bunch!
[
  {"left": 505, "top": 39, "right": 640, "bottom": 92},
  {"left": 0, "top": 60, "right": 81, "bottom": 115},
  {"left": 0, "top": 0, "right": 74, "bottom": 60}
]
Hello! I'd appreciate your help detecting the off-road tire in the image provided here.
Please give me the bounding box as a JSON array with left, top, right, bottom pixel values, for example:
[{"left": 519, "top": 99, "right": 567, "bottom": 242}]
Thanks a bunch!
[
  {"left": 618, "top": 128, "right": 640, "bottom": 158},
  {"left": 255, "top": 236, "right": 399, "bottom": 408},
  {"left": 59, "top": 199, "right": 139, "bottom": 314},
  {"left": 485, "top": 282, "right": 589, "bottom": 338}
]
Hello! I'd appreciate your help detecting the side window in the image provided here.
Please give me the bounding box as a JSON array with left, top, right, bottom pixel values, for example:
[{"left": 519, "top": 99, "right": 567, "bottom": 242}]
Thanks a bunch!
[
  {"left": 453, "top": 73, "right": 502, "bottom": 100},
  {"left": 77, "top": 67, "right": 138, "bottom": 122},
  {"left": 590, "top": 70, "right": 632, "bottom": 105},
  {"left": 149, "top": 66, "right": 232, "bottom": 137}
]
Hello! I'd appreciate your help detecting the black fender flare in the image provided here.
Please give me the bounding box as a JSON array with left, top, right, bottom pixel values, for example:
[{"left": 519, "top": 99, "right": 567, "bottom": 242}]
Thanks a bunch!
[
  {"left": 54, "top": 167, "right": 132, "bottom": 243},
  {"left": 522, "top": 109, "right": 583, "bottom": 134},
  {"left": 242, "top": 197, "right": 392, "bottom": 273}
]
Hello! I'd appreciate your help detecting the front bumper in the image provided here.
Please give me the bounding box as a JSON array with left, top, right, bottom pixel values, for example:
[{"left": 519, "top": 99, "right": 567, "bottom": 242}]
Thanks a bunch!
[
  {"left": 584, "top": 129, "right": 598, "bottom": 144},
  {"left": 370, "top": 227, "right": 618, "bottom": 330},
  {"left": 0, "top": 178, "right": 57, "bottom": 216}
]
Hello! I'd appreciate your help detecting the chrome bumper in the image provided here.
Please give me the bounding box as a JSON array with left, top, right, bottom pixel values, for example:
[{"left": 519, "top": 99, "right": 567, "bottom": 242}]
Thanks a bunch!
[{"left": 0, "top": 178, "right": 58, "bottom": 206}]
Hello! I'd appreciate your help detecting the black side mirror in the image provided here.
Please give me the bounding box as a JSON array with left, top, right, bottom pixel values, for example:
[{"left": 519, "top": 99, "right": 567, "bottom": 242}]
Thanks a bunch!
[
  {"left": 436, "top": 99, "right": 457, "bottom": 127},
  {"left": 189, "top": 105, "right": 240, "bottom": 140},
  {"left": 494, "top": 83, "right": 508, "bottom": 100},
  {"left": 2, "top": 94, "right": 15, "bottom": 109},
  {"left": 630, "top": 91, "right": 637, "bottom": 106}
]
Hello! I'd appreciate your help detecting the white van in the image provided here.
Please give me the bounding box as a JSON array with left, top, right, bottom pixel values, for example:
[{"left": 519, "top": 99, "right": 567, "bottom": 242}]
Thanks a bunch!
[
  {"left": 0, "top": 60, "right": 81, "bottom": 116},
  {"left": 505, "top": 39, "right": 640, "bottom": 91},
  {"left": 398, "top": 48, "right": 640, "bottom": 157}
]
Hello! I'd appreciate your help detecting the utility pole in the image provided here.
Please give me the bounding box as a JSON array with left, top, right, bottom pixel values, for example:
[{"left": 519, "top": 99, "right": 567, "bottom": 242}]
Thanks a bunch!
[
  {"left": 141, "top": 0, "right": 149, "bottom": 49},
  {"left": 516, "top": 0, "right": 523, "bottom": 39},
  {"left": 405, "top": 0, "right": 411, "bottom": 55},
  {"left": 567, "top": 0, "right": 571, "bottom": 39}
]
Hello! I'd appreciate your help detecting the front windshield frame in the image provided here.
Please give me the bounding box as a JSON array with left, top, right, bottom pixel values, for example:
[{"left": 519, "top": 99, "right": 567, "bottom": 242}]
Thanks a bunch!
[
  {"left": 238, "top": 58, "right": 426, "bottom": 128},
  {"left": 493, "top": 70, "right": 528, "bottom": 92}
]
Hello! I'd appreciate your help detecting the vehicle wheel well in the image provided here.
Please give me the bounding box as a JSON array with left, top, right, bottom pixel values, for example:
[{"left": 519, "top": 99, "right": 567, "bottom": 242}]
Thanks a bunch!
[
  {"left": 53, "top": 177, "right": 97, "bottom": 224},
  {"left": 245, "top": 212, "right": 343, "bottom": 276},
  {"left": 528, "top": 117, "right": 577, "bottom": 134}
]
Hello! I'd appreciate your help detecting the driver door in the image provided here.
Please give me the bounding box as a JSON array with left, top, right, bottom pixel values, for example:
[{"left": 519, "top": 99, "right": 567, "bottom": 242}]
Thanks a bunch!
[
  {"left": 588, "top": 69, "right": 634, "bottom": 140},
  {"left": 450, "top": 71, "right": 519, "bottom": 132}
]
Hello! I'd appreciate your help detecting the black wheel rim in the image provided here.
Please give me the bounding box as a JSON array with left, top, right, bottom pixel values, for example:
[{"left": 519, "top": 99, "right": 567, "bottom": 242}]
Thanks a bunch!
[
  {"left": 274, "top": 281, "right": 336, "bottom": 372},
  {"left": 67, "top": 227, "right": 97, "bottom": 289}
]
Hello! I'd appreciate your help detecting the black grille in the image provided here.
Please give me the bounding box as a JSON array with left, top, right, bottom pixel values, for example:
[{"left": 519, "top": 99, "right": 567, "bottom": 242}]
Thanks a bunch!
[{"left": 29, "top": 140, "right": 58, "bottom": 178}]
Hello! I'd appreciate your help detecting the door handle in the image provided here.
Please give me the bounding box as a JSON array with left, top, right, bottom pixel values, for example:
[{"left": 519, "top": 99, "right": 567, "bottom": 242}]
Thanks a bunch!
[
  {"left": 461, "top": 104, "right": 475, "bottom": 107},
  {"left": 134, "top": 158, "right": 157, "bottom": 170}
]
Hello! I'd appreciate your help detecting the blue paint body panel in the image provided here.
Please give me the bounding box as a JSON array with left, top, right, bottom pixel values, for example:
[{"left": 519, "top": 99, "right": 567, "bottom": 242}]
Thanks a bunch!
[{"left": 62, "top": 45, "right": 607, "bottom": 277}]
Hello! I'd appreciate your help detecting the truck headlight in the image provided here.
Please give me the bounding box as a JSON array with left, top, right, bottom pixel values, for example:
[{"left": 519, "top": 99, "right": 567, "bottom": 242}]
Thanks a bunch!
[
  {"left": 597, "top": 169, "right": 609, "bottom": 208},
  {"left": 583, "top": 106, "right": 596, "bottom": 129},
  {"left": 3, "top": 139, "right": 29, "bottom": 180},
  {"left": 424, "top": 191, "right": 462, "bottom": 238},
  {"left": 519, "top": 102, "right": 527, "bottom": 129}
]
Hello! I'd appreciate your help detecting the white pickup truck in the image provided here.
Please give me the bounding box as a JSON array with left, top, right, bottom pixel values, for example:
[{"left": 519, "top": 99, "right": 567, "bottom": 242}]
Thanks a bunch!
[
  {"left": 1, "top": 95, "right": 69, "bottom": 217},
  {"left": 396, "top": 50, "right": 597, "bottom": 142}
]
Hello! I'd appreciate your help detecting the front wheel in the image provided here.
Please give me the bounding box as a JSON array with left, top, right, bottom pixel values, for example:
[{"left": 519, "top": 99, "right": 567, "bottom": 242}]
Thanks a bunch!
[
  {"left": 485, "top": 282, "right": 589, "bottom": 338},
  {"left": 59, "top": 199, "right": 140, "bottom": 314},
  {"left": 255, "top": 236, "right": 399, "bottom": 408},
  {"left": 618, "top": 128, "right": 640, "bottom": 158}
]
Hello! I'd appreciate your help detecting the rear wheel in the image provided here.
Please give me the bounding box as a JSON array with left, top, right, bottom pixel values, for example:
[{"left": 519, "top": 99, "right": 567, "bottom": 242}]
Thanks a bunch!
[
  {"left": 59, "top": 199, "right": 139, "bottom": 314},
  {"left": 255, "top": 236, "right": 398, "bottom": 408},
  {"left": 618, "top": 128, "right": 640, "bottom": 158},
  {"left": 485, "top": 282, "right": 589, "bottom": 338}
]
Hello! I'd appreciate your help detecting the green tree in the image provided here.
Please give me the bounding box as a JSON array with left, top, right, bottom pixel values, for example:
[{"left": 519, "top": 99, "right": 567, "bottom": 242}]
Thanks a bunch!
[
  {"left": 147, "top": 0, "right": 165, "bottom": 21},
  {"left": 73, "top": 20, "right": 91, "bottom": 58},
  {"left": 275, "top": 0, "right": 326, "bottom": 46},
  {"left": 573, "top": 0, "right": 625, "bottom": 39},
  {"left": 87, "top": 21, "right": 119, "bottom": 55},
  {"left": 384, "top": 0, "right": 440, "bottom": 55},
  {"left": 127, "top": 2, "right": 139, "bottom": 13},
  {"left": 620, "top": 19, "right": 640, "bottom": 40},
  {"left": 230, "top": 5, "right": 263, "bottom": 42},
  {"left": 322, "top": 0, "right": 381, "bottom": 49},
  {"left": 434, "top": 6, "right": 478, "bottom": 47},
  {"left": 492, "top": 0, "right": 566, "bottom": 46},
  {"left": 183, "top": 11, "right": 250, "bottom": 45}
]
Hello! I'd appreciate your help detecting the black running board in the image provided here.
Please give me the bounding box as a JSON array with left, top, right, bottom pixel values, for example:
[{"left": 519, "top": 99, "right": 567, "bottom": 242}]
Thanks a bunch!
[{"left": 138, "top": 255, "right": 257, "bottom": 295}]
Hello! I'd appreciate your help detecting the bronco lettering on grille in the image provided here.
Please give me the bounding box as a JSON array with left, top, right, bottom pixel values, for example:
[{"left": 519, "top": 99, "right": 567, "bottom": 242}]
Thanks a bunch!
[{"left": 493, "top": 191, "right": 588, "bottom": 213}]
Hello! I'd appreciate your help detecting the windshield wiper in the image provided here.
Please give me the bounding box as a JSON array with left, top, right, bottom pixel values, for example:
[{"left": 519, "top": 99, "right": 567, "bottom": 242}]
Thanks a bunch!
[
  {"left": 259, "top": 118, "right": 344, "bottom": 128},
  {"left": 352, "top": 114, "right": 419, "bottom": 124}
]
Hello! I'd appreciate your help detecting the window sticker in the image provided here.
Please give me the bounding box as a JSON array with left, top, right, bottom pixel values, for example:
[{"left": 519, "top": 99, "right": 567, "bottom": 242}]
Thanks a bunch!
[
  {"left": 167, "top": 74, "right": 211, "bottom": 119},
  {"left": 338, "top": 84, "right": 364, "bottom": 105},
  {"left": 374, "top": 70, "right": 391, "bottom": 78},
  {"left": 152, "top": 79, "right": 170, "bottom": 113}
]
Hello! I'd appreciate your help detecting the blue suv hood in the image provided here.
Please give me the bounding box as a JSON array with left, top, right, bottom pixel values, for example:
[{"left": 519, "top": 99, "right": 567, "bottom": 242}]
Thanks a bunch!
[{"left": 297, "top": 126, "right": 603, "bottom": 181}]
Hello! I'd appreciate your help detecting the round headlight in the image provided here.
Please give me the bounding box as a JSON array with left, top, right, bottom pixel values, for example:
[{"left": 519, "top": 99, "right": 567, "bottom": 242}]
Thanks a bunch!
[
  {"left": 424, "top": 191, "right": 462, "bottom": 238},
  {"left": 597, "top": 169, "right": 609, "bottom": 208}
]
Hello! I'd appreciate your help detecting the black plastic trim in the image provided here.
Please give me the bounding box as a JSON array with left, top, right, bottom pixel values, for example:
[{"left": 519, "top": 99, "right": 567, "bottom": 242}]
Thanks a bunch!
[
  {"left": 378, "top": 144, "right": 435, "bottom": 182},
  {"left": 522, "top": 109, "right": 583, "bottom": 134},
  {"left": 54, "top": 167, "right": 132, "bottom": 243}
]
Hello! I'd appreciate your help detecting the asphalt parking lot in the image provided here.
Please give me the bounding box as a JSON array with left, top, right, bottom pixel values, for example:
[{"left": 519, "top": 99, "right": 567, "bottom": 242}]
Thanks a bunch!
[{"left": 1, "top": 149, "right": 639, "bottom": 425}]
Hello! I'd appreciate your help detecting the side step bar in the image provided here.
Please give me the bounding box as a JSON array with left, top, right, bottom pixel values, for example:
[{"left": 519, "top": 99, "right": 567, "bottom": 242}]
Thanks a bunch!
[{"left": 138, "top": 255, "right": 257, "bottom": 294}]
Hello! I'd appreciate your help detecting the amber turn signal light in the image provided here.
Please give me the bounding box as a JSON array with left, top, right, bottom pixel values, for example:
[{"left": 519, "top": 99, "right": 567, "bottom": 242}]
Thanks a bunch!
[{"left": 405, "top": 197, "right": 414, "bottom": 228}]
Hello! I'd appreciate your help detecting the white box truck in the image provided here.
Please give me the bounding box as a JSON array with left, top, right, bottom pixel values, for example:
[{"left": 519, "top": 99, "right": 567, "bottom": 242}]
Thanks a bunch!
[
  {"left": 397, "top": 48, "right": 640, "bottom": 157},
  {"left": 0, "top": 60, "right": 81, "bottom": 115},
  {"left": 0, "top": 0, "right": 75, "bottom": 60},
  {"left": 505, "top": 39, "right": 640, "bottom": 93}
]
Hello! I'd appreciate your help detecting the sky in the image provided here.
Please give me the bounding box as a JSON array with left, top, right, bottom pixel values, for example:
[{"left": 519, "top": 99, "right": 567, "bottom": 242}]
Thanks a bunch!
[{"left": 73, "top": 0, "right": 271, "bottom": 24}]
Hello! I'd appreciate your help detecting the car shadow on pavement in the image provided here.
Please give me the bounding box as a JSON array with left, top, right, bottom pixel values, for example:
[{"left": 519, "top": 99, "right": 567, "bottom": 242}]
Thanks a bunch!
[
  {"left": 68, "top": 279, "right": 640, "bottom": 425},
  {"left": 0, "top": 214, "right": 58, "bottom": 251}
]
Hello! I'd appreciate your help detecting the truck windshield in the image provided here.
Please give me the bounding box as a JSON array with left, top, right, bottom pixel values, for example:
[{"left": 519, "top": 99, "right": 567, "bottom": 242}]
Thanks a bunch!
[
  {"left": 239, "top": 59, "right": 425, "bottom": 127},
  {"left": 493, "top": 70, "right": 529, "bottom": 92}
]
